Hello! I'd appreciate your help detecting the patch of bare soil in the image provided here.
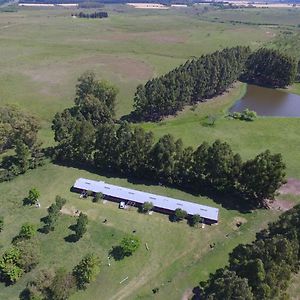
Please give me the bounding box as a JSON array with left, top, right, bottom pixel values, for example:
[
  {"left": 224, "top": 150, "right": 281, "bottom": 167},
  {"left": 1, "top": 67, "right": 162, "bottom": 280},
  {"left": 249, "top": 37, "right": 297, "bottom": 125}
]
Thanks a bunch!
[
  {"left": 278, "top": 178, "right": 300, "bottom": 196},
  {"left": 182, "top": 288, "right": 193, "bottom": 300},
  {"left": 268, "top": 199, "right": 295, "bottom": 212},
  {"left": 60, "top": 206, "right": 80, "bottom": 217}
]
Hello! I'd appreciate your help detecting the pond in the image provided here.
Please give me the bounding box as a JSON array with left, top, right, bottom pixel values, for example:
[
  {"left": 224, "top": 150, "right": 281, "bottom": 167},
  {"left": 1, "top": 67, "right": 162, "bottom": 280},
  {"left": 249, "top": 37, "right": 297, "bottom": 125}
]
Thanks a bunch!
[{"left": 229, "top": 85, "right": 300, "bottom": 117}]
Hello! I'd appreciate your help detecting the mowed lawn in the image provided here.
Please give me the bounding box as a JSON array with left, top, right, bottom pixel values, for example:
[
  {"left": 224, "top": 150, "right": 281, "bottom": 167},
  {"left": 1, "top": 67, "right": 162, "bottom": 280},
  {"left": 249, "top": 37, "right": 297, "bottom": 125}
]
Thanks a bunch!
[{"left": 0, "top": 163, "right": 281, "bottom": 300}]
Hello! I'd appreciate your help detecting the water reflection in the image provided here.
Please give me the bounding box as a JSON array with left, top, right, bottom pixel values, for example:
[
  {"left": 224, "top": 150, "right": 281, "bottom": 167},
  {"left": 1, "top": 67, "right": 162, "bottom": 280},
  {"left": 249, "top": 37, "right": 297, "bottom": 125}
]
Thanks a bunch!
[{"left": 230, "top": 85, "right": 300, "bottom": 117}]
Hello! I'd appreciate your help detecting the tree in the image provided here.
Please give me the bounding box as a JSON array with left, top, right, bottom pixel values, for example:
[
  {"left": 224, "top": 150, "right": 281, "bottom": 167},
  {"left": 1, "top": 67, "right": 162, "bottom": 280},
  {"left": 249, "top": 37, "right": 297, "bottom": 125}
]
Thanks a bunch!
[
  {"left": 190, "top": 214, "right": 201, "bottom": 227},
  {"left": 43, "top": 196, "right": 66, "bottom": 233},
  {"left": 49, "top": 268, "right": 76, "bottom": 300},
  {"left": 14, "top": 239, "right": 40, "bottom": 273},
  {"left": 239, "top": 150, "right": 286, "bottom": 206},
  {"left": 0, "top": 247, "right": 23, "bottom": 284},
  {"left": 73, "top": 213, "right": 88, "bottom": 240},
  {"left": 73, "top": 253, "right": 101, "bottom": 289},
  {"left": 18, "top": 223, "right": 36, "bottom": 240},
  {"left": 27, "top": 188, "right": 40, "bottom": 205},
  {"left": 15, "top": 140, "right": 30, "bottom": 173},
  {"left": 174, "top": 208, "right": 188, "bottom": 221},
  {"left": 119, "top": 235, "right": 141, "bottom": 257},
  {"left": 242, "top": 48, "right": 297, "bottom": 88},
  {"left": 141, "top": 202, "right": 154, "bottom": 213},
  {"left": 0, "top": 104, "right": 40, "bottom": 152},
  {"left": 150, "top": 134, "right": 183, "bottom": 184},
  {"left": 199, "top": 268, "right": 254, "bottom": 300}
]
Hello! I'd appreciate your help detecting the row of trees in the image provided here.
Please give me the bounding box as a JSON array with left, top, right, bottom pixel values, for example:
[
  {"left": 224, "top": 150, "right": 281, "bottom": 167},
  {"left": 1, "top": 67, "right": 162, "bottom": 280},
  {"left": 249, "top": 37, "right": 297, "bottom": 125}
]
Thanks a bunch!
[
  {"left": 73, "top": 11, "right": 108, "bottom": 18},
  {"left": 0, "top": 224, "right": 39, "bottom": 284},
  {"left": 22, "top": 253, "right": 101, "bottom": 300},
  {"left": 198, "top": 204, "right": 300, "bottom": 299},
  {"left": 132, "top": 47, "right": 298, "bottom": 121},
  {"left": 0, "top": 105, "right": 44, "bottom": 182},
  {"left": 52, "top": 73, "right": 286, "bottom": 208},
  {"left": 132, "top": 46, "right": 251, "bottom": 121}
]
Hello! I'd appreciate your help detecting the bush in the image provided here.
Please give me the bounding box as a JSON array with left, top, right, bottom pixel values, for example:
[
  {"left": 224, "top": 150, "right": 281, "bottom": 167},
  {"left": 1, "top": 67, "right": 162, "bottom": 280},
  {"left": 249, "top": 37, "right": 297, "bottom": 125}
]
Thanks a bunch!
[
  {"left": 140, "top": 201, "right": 153, "bottom": 213},
  {"left": 26, "top": 188, "right": 40, "bottom": 205},
  {"left": 190, "top": 214, "right": 201, "bottom": 227},
  {"left": 120, "top": 235, "right": 140, "bottom": 257},
  {"left": 18, "top": 223, "right": 36, "bottom": 240},
  {"left": 174, "top": 209, "right": 188, "bottom": 221},
  {"left": 93, "top": 192, "right": 103, "bottom": 203},
  {"left": 228, "top": 109, "right": 257, "bottom": 121}
]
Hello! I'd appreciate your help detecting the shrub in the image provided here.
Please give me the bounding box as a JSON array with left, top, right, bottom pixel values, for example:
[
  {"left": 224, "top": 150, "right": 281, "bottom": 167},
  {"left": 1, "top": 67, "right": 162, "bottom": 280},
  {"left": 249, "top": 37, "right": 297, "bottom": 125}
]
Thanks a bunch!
[
  {"left": 140, "top": 201, "right": 153, "bottom": 213},
  {"left": 174, "top": 208, "right": 188, "bottom": 221},
  {"left": 93, "top": 192, "right": 103, "bottom": 203},
  {"left": 190, "top": 214, "right": 201, "bottom": 227}
]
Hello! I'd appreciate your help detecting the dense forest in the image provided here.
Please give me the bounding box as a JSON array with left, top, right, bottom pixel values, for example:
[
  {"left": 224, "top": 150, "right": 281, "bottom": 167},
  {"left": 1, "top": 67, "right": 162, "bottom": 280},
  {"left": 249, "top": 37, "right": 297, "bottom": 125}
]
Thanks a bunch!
[
  {"left": 52, "top": 72, "right": 286, "bottom": 209},
  {"left": 241, "top": 48, "right": 297, "bottom": 88},
  {"left": 133, "top": 46, "right": 250, "bottom": 121},
  {"left": 132, "top": 47, "right": 298, "bottom": 121},
  {"left": 73, "top": 11, "right": 108, "bottom": 19},
  {"left": 198, "top": 204, "right": 300, "bottom": 299}
]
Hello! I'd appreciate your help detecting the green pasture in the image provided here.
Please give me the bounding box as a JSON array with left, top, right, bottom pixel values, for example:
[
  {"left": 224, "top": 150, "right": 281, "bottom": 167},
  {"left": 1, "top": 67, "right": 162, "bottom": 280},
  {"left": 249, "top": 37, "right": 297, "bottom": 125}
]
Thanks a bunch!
[
  {"left": 0, "top": 6, "right": 282, "bottom": 144},
  {"left": 0, "top": 163, "right": 282, "bottom": 300}
]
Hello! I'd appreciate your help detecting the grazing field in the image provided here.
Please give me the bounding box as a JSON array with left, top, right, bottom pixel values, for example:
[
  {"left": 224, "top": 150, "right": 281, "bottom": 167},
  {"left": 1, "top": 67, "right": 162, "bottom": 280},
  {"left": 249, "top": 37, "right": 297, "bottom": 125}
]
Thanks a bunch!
[
  {"left": 0, "top": 6, "right": 281, "bottom": 144},
  {"left": 0, "top": 6, "right": 300, "bottom": 300},
  {"left": 0, "top": 163, "right": 282, "bottom": 300}
]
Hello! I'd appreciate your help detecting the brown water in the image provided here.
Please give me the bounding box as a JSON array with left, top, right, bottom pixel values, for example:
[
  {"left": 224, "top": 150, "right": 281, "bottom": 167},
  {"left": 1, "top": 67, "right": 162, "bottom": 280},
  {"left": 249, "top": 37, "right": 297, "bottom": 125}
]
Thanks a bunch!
[{"left": 230, "top": 85, "right": 300, "bottom": 117}]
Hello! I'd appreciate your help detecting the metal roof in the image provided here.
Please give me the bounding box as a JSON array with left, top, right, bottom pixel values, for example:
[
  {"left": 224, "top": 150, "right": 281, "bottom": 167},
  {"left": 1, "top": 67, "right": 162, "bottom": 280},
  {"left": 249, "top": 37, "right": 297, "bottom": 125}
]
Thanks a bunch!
[{"left": 73, "top": 178, "right": 219, "bottom": 221}]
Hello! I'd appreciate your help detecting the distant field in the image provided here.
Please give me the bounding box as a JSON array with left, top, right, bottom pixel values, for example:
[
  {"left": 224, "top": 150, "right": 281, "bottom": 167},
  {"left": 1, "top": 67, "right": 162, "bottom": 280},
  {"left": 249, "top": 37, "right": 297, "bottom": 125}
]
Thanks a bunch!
[
  {"left": 0, "top": 6, "right": 281, "bottom": 145},
  {"left": 0, "top": 6, "right": 300, "bottom": 300},
  {"left": 199, "top": 7, "right": 300, "bottom": 26}
]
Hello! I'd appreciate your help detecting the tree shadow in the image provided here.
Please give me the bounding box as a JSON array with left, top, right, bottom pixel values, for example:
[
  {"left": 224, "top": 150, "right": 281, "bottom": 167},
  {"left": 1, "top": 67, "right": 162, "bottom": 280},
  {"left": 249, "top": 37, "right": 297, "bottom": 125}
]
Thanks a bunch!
[
  {"left": 191, "top": 286, "right": 201, "bottom": 300},
  {"left": 55, "top": 159, "right": 256, "bottom": 214},
  {"left": 109, "top": 246, "right": 124, "bottom": 261},
  {"left": 64, "top": 234, "right": 79, "bottom": 243}
]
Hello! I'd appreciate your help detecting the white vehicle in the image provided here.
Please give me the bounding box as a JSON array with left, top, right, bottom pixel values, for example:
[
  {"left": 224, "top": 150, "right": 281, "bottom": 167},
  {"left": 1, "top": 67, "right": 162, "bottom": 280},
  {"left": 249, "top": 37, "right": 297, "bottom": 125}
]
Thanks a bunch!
[{"left": 119, "top": 201, "right": 126, "bottom": 209}]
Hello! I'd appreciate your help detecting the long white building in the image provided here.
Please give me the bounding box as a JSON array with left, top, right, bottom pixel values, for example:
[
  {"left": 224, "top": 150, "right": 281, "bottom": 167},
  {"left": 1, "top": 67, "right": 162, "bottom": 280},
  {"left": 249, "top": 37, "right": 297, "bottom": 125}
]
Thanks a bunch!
[{"left": 73, "top": 178, "right": 219, "bottom": 224}]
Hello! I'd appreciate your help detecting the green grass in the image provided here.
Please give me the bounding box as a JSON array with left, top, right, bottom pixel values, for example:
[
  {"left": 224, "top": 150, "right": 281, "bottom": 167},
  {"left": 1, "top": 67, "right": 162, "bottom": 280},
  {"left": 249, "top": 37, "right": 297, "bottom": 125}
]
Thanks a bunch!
[
  {"left": 0, "top": 163, "right": 283, "bottom": 300},
  {"left": 141, "top": 83, "right": 300, "bottom": 178},
  {"left": 0, "top": 6, "right": 282, "bottom": 145},
  {"left": 0, "top": 6, "right": 300, "bottom": 299}
]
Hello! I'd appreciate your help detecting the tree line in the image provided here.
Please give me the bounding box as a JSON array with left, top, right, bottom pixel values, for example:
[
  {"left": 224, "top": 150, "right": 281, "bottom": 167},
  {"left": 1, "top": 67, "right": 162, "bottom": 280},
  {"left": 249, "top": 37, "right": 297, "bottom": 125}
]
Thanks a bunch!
[
  {"left": 198, "top": 204, "right": 300, "bottom": 299},
  {"left": 73, "top": 11, "right": 108, "bottom": 19},
  {"left": 132, "top": 46, "right": 251, "bottom": 121},
  {"left": 52, "top": 74, "right": 286, "bottom": 208},
  {"left": 131, "top": 47, "right": 298, "bottom": 121}
]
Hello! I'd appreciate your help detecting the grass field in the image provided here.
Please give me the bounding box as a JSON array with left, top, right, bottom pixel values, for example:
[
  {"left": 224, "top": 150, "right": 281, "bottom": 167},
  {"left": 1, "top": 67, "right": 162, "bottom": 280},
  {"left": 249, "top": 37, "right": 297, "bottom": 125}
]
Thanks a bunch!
[
  {"left": 0, "top": 163, "right": 282, "bottom": 300},
  {"left": 0, "top": 5, "right": 300, "bottom": 300}
]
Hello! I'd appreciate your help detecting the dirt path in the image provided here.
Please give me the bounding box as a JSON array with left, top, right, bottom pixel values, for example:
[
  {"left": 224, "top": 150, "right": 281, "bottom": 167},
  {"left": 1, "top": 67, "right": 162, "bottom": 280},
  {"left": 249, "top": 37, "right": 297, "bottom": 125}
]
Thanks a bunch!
[{"left": 278, "top": 178, "right": 300, "bottom": 196}]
